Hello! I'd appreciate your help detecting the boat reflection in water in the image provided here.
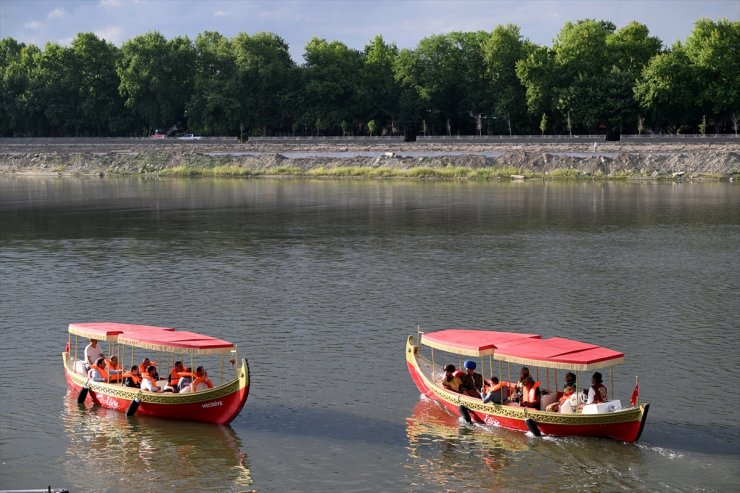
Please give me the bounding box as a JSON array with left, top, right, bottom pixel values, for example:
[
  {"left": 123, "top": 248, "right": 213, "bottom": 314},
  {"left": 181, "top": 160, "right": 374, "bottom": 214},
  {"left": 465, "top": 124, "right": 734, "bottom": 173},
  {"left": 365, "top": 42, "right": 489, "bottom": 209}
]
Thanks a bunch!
[
  {"left": 406, "top": 398, "right": 529, "bottom": 491},
  {"left": 60, "top": 392, "right": 254, "bottom": 492}
]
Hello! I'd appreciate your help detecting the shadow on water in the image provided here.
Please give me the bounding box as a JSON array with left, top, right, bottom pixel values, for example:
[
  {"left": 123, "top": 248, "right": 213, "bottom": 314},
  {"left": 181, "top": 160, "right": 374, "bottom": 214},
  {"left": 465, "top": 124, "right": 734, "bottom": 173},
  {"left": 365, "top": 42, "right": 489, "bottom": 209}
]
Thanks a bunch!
[
  {"left": 58, "top": 391, "right": 254, "bottom": 493},
  {"left": 235, "top": 400, "right": 409, "bottom": 447}
]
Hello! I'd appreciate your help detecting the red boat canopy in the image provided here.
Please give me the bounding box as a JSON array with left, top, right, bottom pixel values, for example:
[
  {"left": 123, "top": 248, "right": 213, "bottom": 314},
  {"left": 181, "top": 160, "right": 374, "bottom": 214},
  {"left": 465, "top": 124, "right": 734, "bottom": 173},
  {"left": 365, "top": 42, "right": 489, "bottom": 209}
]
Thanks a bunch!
[
  {"left": 493, "top": 337, "right": 624, "bottom": 371},
  {"left": 421, "top": 329, "right": 541, "bottom": 357},
  {"left": 68, "top": 322, "right": 235, "bottom": 355}
]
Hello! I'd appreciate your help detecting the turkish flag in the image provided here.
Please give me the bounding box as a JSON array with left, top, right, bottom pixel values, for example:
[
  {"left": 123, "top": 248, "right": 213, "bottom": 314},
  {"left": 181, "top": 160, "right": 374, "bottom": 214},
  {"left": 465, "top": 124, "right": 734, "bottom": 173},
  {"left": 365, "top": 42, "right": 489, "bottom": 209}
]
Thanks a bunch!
[{"left": 631, "top": 383, "right": 639, "bottom": 406}]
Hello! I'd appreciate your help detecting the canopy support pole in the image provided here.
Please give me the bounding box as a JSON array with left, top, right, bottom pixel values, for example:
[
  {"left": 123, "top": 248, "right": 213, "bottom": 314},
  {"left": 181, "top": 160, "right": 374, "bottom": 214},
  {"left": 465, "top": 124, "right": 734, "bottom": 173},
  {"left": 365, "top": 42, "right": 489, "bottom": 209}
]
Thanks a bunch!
[
  {"left": 431, "top": 348, "right": 435, "bottom": 383},
  {"left": 610, "top": 366, "right": 614, "bottom": 400}
]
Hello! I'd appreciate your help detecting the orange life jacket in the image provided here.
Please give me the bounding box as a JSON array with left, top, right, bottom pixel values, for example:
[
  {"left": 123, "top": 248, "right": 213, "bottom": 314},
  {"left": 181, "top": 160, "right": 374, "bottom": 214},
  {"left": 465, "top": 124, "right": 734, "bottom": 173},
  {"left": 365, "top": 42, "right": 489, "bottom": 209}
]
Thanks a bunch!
[
  {"left": 121, "top": 372, "right": 141, "bottom": 385},
  {"left": 89, "top": 365, "right": 108, "bottom": 381},
  {"left": 105, "top": 360, "right": 122, "bottom": 381},
  {"left": 559, "top": 389, "right": 575, "bottom": 405},
  {"left": 139, "top": 361, "right": 156, "bottom": 374},
  {"left": 169, "top": 368, "right": 184, "bottom": 387},
  {"left": 191, "top": 375, "right": 213, "bottom": 391},
  {"left": 484, "top": 381, "right": 505, "bottom": 394},
  {"left": 141, "top": 374, "right": 159, "bottom": 391},
  {"left": 522, "top": 381, "right": 541, "bottom": 405}
]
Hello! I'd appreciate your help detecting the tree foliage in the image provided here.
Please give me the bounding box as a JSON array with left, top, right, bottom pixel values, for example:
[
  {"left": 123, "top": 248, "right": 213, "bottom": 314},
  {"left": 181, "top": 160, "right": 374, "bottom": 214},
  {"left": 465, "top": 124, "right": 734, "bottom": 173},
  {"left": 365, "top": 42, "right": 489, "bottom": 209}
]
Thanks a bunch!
[{"left": 1, "top": 17, "right": 736, "bottom": 137}]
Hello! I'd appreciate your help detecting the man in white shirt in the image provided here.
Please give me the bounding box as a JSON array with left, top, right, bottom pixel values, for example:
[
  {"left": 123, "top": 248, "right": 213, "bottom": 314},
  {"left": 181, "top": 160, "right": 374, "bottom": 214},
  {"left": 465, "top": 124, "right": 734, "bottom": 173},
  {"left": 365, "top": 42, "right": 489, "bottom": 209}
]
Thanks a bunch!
[
  {"left": 141, "top": 366, "right": 163, "bottom": 392},
  {"left": 84, "top": 339, "right": 104, "bottom": 370}
]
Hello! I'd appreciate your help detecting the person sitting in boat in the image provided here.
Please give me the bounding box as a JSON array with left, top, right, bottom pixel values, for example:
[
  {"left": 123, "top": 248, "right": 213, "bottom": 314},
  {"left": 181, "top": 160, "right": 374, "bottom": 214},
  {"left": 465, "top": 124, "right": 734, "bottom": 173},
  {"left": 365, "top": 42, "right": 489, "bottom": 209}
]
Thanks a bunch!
[
  {"left": 122, "top": 365, "right": 142, "bottom": 388},
  {"left": 167, "top": 361, "right": 185, "bottom": 392},
  {"left": 189, "top": 366, "right": 214, "bottom": 392},
  {"left": 105, "top": 355, "right": 123, "bottom": 383},
  {"left": 141, "top": 365, "right": 163, "bottom": 392},
  {"left": 441, "top": 364, "right": 463, "bottom": 393},
  {"left": 512, "top": 367, "right": 530, "bottom": 402},
  {"left": 546, "top": 385, "right": 575, "bottom": 412},
  {"left": 564, "top": 371, "right": 576, "bottom": 390},
  {"left": 88, "top": 357, "right": 109, "bottom": 382},
  {"left": 520, "top": 376, "right": 541, "bottom": 408},
  {"left": 139, "top": 358, "right": 158, "bottom": 380},
  {"left": 583, "top": 371, "right": 608, "bottom": 405},
  {"left": 84, "top": 338, "right": 104, "bottom": 371},
  {"left": 481, "top": 376, "right": 505, "bottom": 404},
  {"left": 459, "top": 360, "right": 484, "bottom": 397},
  {"left": 177, "top": 366, "right": 196, "bottom": 392}
]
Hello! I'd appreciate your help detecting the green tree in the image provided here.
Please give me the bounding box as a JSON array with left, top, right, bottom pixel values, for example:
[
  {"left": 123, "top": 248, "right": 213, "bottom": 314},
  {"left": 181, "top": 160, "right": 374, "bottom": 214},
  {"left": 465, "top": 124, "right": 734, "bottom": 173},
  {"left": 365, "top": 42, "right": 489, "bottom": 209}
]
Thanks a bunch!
[
  {"left": 360, "top": 35, "right": 400, "bottom": 135},
  {"left": 539, "top": 112, "right": 548, "bottom": 135},
  {"left": 33, "top": 42, "right": 82, "bottom": 135},
  {"left": 515, "top": 45, "right": 557, "bottom": 129},
  {"left": 482, "top": 24, "right": 531, "bottom": 135},
  {"left": 233, "top": 32, "right": 295, "bottom": 137},
  {"left": 394, "top": 32, "right": 488, "bottom": 136},
  {"left": 552, "top": 19, "right": 616, "bottom": 133},
  {"left": 300, "top": 37, "right": 363, "bottom": 135},
  {"left": 683, "top": 18, "right": 740, "bottom": 132},
  {"left": 0, "top": 38, "right": 28, "bottom": 136},
  {"left": 117, "top": 32, "right": 195, "bottom": 134},
  {"left": 393, "top": 47, "right": 425, "bottom": 136},
  {"left": 605, "top": 22, "right": 662, "bottom": 134},
  {"left": 634, "top": 44, "right": 700, "bottom": 133},
  {"left": 188, "top": 31, "right": 239, "bottom": 136},
  {"left": 70, "top": 33, "right": 129, "bottom": 136}
]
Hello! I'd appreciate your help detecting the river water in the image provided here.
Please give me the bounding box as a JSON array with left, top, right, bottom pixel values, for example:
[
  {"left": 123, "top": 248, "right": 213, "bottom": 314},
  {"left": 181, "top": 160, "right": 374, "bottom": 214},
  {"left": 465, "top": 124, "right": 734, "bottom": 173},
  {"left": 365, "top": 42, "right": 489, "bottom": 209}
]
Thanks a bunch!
[{"left": 0, "top": 176, "right": 738, "bottom": 492}]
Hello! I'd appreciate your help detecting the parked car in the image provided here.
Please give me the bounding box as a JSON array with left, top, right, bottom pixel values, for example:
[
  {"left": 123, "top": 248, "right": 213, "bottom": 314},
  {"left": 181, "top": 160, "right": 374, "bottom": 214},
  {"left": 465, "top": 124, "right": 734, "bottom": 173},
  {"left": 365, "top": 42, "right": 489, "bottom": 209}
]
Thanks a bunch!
[{"left": 177, "top": 134, "right": 201, "bottom": 140}]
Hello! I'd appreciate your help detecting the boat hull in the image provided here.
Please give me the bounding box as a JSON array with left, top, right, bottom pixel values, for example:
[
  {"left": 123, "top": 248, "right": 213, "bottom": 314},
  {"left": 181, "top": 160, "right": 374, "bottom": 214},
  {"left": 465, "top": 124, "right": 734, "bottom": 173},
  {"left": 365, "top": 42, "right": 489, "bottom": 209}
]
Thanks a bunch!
[
  {"left": 406, "top": 336, "right": 648, "bottom": 443},
  {"left": 63, "top": 352, "right": 249, "bottom": 425}
]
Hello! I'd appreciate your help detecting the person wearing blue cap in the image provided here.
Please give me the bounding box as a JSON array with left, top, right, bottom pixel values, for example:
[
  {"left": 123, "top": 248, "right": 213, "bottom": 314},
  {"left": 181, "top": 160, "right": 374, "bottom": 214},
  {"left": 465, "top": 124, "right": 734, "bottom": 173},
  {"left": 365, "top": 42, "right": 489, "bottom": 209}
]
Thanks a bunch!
[{"left": 459, "top": 360, "right": 483, "bottom": 397}]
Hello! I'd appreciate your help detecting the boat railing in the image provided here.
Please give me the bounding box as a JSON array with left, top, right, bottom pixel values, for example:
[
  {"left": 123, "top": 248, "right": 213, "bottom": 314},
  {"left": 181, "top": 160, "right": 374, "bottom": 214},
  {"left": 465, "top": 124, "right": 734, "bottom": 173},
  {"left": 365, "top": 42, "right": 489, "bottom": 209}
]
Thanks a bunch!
[{"left": 415, "top": 354, "right": 439, "bottom": 384}]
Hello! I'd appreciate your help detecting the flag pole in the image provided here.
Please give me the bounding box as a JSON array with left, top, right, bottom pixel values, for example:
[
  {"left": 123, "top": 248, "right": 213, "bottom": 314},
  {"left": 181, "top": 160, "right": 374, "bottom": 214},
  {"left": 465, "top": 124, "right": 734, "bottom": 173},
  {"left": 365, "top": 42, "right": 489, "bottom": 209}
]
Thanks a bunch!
[{"left": 635, "top": 375, "right": 639, "bottom": 407}]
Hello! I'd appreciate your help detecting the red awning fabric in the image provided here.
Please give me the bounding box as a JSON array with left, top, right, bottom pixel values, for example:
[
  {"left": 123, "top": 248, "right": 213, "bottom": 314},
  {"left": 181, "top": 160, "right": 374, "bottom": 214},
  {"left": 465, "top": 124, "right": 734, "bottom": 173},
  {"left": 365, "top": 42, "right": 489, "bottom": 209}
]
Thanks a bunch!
[
  {"left": 117, "top": 330, "right": 234, "bottom": 354},
  {"left": 421, "top": 329, "right": 541, "bottom": 357},
  {"left": 68, "top": 322, "right": 175, "bottom": 341},
  {"left": 493, "top": 337, "right": 624, "bottom": 371},
  {"left": 68, "top": 322, "right": 234, "bottom": 355}
]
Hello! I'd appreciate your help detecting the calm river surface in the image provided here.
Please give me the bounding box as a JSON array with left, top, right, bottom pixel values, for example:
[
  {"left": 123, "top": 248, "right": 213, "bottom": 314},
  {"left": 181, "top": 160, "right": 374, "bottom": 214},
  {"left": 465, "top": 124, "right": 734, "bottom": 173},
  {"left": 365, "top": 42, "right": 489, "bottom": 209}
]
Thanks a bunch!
[{"left": 0, "top": 176, "right": 738, "bottom": 492}]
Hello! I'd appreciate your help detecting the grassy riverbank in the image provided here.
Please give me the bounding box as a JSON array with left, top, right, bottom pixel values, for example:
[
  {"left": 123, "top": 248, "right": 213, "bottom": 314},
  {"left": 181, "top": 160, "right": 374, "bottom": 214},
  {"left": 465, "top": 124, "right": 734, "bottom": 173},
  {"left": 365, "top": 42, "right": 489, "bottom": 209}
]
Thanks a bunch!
[{"left": 1, "top": 141, "right": 738, "bottom": 181}]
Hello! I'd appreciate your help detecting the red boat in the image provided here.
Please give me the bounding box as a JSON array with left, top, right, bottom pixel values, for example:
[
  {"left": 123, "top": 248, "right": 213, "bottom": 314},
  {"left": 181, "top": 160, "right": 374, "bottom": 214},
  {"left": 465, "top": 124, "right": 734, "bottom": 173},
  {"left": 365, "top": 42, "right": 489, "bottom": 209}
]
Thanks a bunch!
[
  {"left": 63, "top": 322, "right": 249, "bottom": 425},
  {"left": 406, "top": 328, "right": 649, "bottom": 442}
]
